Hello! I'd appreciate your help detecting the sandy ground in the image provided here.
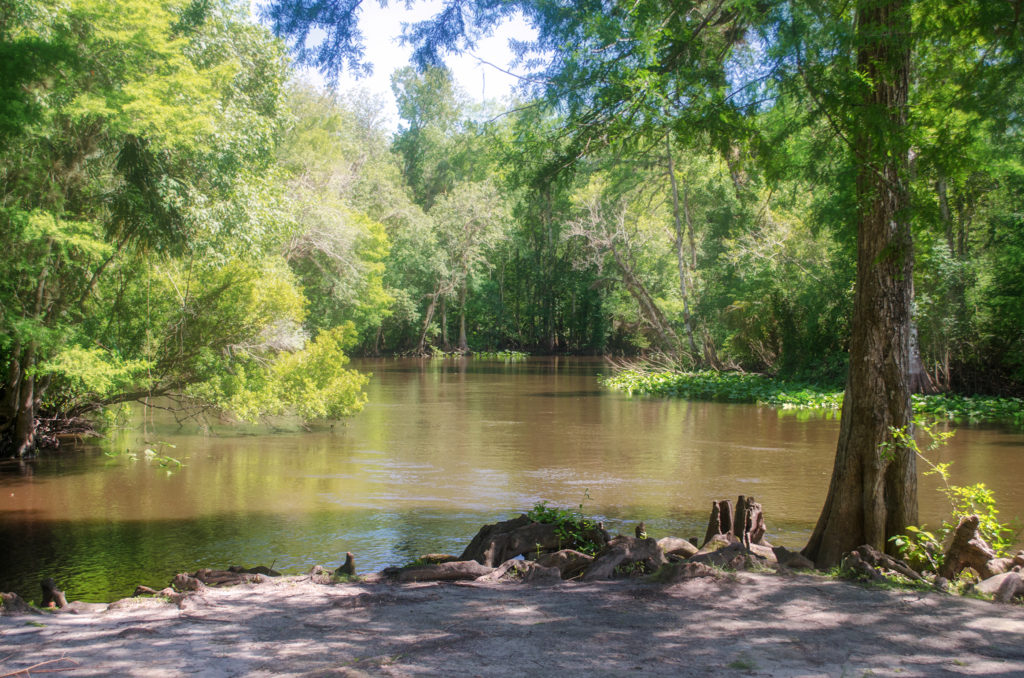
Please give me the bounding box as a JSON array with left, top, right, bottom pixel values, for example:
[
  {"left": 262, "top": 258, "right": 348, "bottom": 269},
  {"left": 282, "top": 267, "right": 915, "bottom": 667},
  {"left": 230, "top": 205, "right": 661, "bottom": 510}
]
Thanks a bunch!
[{"left": 2, "top": 572, "right": 1023, "bottom": 677}]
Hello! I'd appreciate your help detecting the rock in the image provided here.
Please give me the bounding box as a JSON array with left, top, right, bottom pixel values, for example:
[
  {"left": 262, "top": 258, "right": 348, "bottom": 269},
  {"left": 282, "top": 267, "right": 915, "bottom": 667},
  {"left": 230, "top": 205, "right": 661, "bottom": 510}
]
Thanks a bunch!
[
  {"left": 459, "top": 515, "right": 565, "bottom": 567},
  {"left": 583, "top": 536, "right": 667, "bottom": 581},
  {"left": 933, "top": 576, "right": 949, "bottom": 592},
  {"left": 1014, "top": 551, "right": 1024, "bottom": 568},
  {"left": 1, "top": 592, "right": 39, "bottom": 616},
  {"left": 993, "top": 572, "right": 1024, "bottom": 604},
  {"left": 477, "top": 559, "right": 562, "bottom": 585},
  {"left": 773, "top": 546, "right": 814, "bottom": 570},
  {"left": 658, "top": 537, "right": 699, "bottom": 559},
  {"left": 975, "top": 571, "right": 1019, "bottom": 596},
  {"left": 748, "top": 543, "right": 777, "bottom": 563},
  {"left": 981, "top": 557, "right": 1015, "bottom": 579},
  {"left": 393, "top": 560, "right": 494, "bottom": 583}
]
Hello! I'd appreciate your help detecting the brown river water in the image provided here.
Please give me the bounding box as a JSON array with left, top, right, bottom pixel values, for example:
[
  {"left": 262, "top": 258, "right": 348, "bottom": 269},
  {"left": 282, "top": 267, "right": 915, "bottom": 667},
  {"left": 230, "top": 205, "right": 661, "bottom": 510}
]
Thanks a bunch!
[{"left": 2, "top": 357, "right": 1022, "bottom": 602}]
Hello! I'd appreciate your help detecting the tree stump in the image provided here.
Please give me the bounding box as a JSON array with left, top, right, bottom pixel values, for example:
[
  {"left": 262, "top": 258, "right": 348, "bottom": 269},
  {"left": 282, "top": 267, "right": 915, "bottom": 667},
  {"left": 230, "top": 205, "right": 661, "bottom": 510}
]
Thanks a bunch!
[
  {"left": 41, "top": 578, "right": 67, "bottom": 609},
  {"left": 734, "top": 495, "right": 768, "bottom": 547},
  {"left": 938, "top": 515, "right": 997, "bottom": 581},
  {"left": 702, "top": 500, "right": 734, "bottom": 546},
  {"left": 336, "top": 552, "right": 355, "bottom": 576},
  {"left": 459, "top": 515, "right": 564, "bottom": 566},
  {"left": 582, "top": 536, "right": 667, "bottom": 581},
  {"left": 703, "top": 496, "right": 769, "bottom": 549}
]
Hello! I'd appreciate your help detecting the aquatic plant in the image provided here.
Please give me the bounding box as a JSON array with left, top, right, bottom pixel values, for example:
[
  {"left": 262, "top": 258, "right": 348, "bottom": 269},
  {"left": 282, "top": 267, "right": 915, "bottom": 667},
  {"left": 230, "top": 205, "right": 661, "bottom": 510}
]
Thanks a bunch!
[{"left": 602, "top": 369, "right": 1024, "bottom": 426}]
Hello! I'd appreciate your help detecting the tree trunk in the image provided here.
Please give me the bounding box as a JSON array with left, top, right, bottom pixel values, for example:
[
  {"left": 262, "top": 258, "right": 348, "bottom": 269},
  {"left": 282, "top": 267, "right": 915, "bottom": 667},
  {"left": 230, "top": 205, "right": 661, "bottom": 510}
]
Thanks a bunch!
[
  {"left": 803, "top": 0, "right": 916, "bottom": 568},
  {"left": 13, "top": 344, "right": 37, "bottom": 457},
  {"left": 665, "top": 136, "right": 701, "bottom": 362},
  {"left": 440, "top": 295, "right": 450, "bottom": 351},
  {"left": 417, "top": 285, "right": 441, "bottom": 354},
  {"left": 457, "top": 280, "right": 469, "bottom": 352}
]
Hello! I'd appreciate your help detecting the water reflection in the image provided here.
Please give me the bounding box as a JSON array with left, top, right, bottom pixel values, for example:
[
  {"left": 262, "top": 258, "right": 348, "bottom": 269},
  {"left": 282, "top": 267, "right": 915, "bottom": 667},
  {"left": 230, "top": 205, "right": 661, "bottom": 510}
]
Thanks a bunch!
[{"left": 1, "top": 357, "right": 1022, "bottom": 602}]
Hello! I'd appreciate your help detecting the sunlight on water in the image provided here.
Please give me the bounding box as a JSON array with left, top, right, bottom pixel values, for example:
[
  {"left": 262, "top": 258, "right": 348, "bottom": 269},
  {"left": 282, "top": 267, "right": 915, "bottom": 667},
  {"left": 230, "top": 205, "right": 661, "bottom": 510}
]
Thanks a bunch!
[{"left": 2, "top": 357, "right": 1022, "bottom": 601}]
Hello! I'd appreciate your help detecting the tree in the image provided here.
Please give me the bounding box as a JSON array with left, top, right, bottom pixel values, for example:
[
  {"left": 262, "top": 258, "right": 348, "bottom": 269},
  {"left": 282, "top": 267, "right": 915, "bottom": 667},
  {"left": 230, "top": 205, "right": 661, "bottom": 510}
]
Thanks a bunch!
[
  {"left": 0, "top": 0, "right": 368, "bottom": 456},
  {"left": 263, "top": 0, "right": 1024, "bottom": 565},
  {"left": 430, "top": 180, "right": 508, "bottom": 351}
]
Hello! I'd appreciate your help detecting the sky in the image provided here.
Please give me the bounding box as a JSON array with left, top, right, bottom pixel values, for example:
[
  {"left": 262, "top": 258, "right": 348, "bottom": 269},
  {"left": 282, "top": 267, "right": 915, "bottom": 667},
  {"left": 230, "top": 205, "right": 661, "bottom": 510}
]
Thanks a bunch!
[{"left": 260, "top": 1, "right": 538, "bottom": 131}]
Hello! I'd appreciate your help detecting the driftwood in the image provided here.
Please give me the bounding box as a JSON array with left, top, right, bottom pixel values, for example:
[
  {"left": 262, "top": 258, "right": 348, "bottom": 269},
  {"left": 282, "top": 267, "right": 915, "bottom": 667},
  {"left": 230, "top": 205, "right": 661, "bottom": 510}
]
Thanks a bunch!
[
  {"left": 459, "top": 515, "right": 567, "bottom": 567},
  {"left": 582, "top": 536, "right": 667, "bottom": 581},
  {"left": 477, "top": 559, "right": 562, "bottom": 585},
  {"left": 0, "top": 655, "right": 80, "bottom": 677},
  {"left": 228, "top": 565, "right": 282, "bottom": 577},
  {"left": 389, "top": 560, "right": 494, "bottom": 583},
  {"left": 535, "top": 549, "right": 594, "bottom": 579},
  {"left": 41, "top": 578, "right": 68, "bottom": 609},
  {"left": 191, "top": 568, "right": 269, "bottom": 587},
  {"left": 938, "top": 516, "right": 997, "bottom": 581}
]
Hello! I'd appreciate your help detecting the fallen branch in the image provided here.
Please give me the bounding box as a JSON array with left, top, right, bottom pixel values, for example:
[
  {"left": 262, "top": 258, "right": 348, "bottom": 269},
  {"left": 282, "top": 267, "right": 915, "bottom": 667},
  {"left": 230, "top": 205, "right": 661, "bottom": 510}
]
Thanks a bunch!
[{"left": 0, "top": 655, "right": 80, "bottom": 677}]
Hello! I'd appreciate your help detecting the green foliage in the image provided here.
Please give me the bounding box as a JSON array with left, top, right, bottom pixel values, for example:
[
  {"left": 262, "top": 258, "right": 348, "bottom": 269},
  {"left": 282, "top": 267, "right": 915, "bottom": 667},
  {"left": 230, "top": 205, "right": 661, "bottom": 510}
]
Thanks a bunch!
[
  {"left": 602, "top": 369, "right": 844, "bottom": 410},
  {"left": 526, "top": 497, "right": 603, "bottom": 557},
  {"left": 473, "top": 350, "right": 529, "bottom": 361},
  {"left": 888, "top": 417, "right": 1014, "bottom": 571},
  {"left": 604, "top": 369, "right": 1024, "bottom": 426}
]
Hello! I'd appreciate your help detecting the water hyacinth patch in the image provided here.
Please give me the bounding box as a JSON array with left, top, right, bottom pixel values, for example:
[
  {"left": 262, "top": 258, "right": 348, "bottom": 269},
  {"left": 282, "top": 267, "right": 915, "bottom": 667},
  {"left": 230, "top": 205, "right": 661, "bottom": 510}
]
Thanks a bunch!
[{"left": 602, "top": 370, "right": 1024, "bottom": 426}]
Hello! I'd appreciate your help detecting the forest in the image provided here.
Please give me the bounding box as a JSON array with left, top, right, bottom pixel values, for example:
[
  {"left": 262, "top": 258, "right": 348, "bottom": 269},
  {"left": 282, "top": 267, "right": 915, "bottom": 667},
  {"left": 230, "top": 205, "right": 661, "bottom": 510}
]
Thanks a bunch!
[{"left": 1, "top": 0, "right": 1022, "bottom": 559}]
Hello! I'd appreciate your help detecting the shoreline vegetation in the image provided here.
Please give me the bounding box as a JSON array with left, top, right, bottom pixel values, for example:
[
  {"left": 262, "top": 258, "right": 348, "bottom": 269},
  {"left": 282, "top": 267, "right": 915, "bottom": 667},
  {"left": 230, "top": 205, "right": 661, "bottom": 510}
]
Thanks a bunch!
[{"left": 601, "top": 369, "right": 1024, "bottom": 427}]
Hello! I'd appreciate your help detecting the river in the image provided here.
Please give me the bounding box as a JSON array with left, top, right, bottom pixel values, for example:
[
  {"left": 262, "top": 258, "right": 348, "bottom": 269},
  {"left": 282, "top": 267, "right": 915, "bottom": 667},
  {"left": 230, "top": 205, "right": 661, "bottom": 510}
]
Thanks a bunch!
[{"left": 2, "top": 357, "right": 1022, "bottom": 602}]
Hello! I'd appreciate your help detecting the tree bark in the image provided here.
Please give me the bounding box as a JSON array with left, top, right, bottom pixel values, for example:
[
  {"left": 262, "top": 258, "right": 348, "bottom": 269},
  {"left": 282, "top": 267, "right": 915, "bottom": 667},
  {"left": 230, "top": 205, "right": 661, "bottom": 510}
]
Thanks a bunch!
[
  {"left": 417, "top": 284, "right": 442, "bottom": 354},
  {"left": 458, "top": 280, "right": 469, "bottom": 352},
  {"left": 665, "top": 135, "right": 701, "bottom": 361},
  {"left": 803, "top": 0, "right": 916, "bottom": 568},
  {"left": 13, "top": 344, "right": 37, "bottom": 457}
]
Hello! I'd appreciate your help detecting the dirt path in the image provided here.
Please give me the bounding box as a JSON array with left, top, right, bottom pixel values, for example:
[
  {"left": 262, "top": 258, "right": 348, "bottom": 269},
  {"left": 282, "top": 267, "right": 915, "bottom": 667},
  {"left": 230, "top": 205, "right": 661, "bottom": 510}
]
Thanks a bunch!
[{"left": 3, "top": 572, "right": 1023, "bottom": 677}]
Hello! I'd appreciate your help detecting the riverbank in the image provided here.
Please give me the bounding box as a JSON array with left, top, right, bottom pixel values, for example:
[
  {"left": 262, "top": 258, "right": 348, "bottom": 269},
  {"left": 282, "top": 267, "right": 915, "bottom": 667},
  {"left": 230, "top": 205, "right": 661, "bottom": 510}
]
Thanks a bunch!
[
  {"left": 601, "top": 369, "right": 1024, "bottom": 426},
  {"left": 3, "top": 571, "right": 1023, "bottom": 676}
]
